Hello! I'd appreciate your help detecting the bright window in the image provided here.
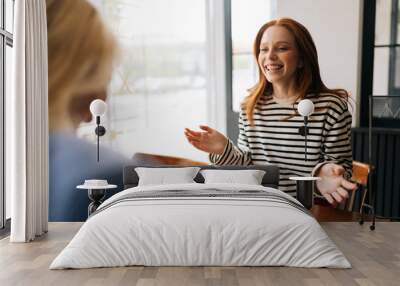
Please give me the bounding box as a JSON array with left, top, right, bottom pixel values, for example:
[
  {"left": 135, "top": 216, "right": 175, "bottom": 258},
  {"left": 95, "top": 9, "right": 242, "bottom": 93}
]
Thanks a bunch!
[
  {"left": 1, "top": 0, "right": 14, "bottom": 229},
  {"left": 231, "top": 0, "right": 274, "bottom": 112},
  {"left": 81, "top": 0, "right": 209, "bottom": 162}
]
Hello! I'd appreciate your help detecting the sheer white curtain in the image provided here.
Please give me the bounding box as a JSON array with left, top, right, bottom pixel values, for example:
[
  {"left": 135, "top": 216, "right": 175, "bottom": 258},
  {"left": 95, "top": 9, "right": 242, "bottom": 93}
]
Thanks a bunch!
[{"left": 7, "top": 0, "right": 48, "bottom": 242}]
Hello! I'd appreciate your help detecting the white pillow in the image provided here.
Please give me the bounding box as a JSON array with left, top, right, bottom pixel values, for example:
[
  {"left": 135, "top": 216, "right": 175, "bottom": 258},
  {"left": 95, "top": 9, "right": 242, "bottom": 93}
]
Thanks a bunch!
[
  {"left": 135, "top": 167, "right": 201, "bottom": 186},
  {"left": 200, "top": 169, "right": 266, "bottom": 185}
]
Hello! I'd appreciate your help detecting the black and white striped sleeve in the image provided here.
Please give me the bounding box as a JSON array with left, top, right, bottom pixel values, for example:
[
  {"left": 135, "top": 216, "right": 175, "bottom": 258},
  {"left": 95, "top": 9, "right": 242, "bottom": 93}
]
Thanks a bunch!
[
  {"left": 314, "top": 101, "right": 353, "bottom": 178},
  {"left": 209, "top": 112, "right": 252, "bottom": 166}
]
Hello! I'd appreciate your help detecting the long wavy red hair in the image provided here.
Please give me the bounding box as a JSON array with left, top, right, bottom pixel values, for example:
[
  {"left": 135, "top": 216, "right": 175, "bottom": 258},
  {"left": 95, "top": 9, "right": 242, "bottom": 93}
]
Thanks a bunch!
[{"left": 242, "top": 17, "right": 349, "bottom": 124}]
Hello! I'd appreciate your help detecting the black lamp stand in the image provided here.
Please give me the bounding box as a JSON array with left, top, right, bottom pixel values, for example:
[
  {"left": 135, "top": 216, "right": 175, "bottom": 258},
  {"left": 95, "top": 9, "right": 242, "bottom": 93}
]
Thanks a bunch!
[
  {"left": 95, "top": 115, "right": 106, "bottom": 162},
  {"left": 299, "top": 116, "right": 309, "bottom": 162}
]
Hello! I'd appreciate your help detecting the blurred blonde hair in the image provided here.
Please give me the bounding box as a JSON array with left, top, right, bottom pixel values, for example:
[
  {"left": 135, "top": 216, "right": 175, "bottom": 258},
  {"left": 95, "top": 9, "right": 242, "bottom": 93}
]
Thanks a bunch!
[{"left": 46, "top": 0, "right": 117, "bottom": 130}]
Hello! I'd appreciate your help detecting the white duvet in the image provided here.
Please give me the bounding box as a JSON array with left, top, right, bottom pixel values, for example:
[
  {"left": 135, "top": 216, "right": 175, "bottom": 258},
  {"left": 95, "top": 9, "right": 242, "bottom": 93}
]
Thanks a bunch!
[{"left": 50, "top": 183, "right": 351, "bottom": 269}]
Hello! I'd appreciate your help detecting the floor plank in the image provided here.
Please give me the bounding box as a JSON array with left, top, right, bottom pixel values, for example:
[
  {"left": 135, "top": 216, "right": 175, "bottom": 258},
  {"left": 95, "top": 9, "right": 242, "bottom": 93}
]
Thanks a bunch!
[{"left": 0, "top": 222, "right": 399, "bottom": 286}]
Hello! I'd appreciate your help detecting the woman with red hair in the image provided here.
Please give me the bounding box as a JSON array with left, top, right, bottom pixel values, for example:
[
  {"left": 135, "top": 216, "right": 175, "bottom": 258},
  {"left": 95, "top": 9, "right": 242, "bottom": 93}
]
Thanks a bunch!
[{"left": 185, "top": 18, "right": 356, "bottom": 205}]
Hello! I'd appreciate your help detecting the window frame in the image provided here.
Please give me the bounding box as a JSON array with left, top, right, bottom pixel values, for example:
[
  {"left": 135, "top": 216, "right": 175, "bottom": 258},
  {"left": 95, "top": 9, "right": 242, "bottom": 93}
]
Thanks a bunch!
[
  {"left": 0, "top": 0, "right": 14, "bottom": 231},
  {"left": 388, "top": 0, "right": 400, "bottom": 95},
  {"left": 224, "top": 0, "right": 239, "bottom": 141},
  {"left": 360, "top": 0, "right": 400, "bottom": 127}
]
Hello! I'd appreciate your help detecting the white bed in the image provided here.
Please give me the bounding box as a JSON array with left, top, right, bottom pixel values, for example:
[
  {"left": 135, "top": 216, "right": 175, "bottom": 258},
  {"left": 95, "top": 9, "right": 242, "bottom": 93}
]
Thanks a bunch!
[{"left": 50, "top": 182, "right": 351, "bottom": 269}]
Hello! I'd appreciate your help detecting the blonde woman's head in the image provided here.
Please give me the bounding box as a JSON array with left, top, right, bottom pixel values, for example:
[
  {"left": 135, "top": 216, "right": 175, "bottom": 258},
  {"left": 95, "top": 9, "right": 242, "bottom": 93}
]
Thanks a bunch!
[{"left": 47, "top": 0, "right": 117, "bottom": 131}]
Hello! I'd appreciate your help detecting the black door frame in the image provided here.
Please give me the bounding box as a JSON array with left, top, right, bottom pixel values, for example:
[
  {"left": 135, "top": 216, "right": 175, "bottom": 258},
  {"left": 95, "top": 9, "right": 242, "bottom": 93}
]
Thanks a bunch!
[{"left": 360, "top": 0, "right": 400, "bottom": 128}]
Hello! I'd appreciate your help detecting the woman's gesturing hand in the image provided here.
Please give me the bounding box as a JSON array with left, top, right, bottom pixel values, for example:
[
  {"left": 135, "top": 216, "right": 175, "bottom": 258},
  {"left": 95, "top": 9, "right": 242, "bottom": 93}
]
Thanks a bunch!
[
  {"left": 184, "top": 125, "right": 228, "bottom": 155},
  {"left": 316, "top": 163, "right": 357, "bottom": 206}
]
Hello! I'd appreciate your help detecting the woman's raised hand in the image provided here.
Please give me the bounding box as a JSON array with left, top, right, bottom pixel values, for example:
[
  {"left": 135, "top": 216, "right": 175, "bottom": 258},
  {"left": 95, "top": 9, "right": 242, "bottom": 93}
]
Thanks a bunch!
[
  {"left": 184, "top": 125, "right": 228, "bottom": 155},
  {"left": 316, "top": 163, "right": 357, "bottom": 206}
]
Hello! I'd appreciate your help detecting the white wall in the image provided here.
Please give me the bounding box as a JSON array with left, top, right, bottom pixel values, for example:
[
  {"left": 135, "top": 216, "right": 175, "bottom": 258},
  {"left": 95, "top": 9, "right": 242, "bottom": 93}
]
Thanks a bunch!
[{"left": 276, "top": 0, "right": 363, "bottom": 126}]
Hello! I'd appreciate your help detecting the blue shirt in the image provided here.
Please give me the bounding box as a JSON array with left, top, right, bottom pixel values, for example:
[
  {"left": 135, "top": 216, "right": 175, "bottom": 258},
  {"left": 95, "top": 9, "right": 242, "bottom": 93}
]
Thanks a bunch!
[{"left": 49, "top": 132, "right": 129, "bottom": 221}]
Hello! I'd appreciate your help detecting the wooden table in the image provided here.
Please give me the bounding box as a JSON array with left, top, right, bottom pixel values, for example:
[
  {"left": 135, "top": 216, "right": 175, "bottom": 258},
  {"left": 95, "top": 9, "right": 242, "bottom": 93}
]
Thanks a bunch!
[{"left": 311, "top": 204, "right": 366, "bottom": 222}]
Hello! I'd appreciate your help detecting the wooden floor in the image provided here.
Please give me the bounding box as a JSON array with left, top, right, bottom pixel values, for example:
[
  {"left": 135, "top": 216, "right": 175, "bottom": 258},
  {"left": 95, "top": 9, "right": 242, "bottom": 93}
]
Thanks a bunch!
[{"left": 0, "top": 222, "right": 399, "bottom": 286}]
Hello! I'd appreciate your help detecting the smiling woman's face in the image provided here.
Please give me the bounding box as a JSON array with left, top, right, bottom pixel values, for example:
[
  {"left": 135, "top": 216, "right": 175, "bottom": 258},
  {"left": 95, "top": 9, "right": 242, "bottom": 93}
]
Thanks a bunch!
[{"left": 258, "top": 25, "right": 300, "bottom": 87}]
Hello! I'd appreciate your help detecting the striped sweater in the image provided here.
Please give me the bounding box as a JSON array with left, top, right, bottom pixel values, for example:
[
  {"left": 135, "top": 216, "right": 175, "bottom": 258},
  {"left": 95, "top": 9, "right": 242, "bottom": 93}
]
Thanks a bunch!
[{"left": 210, "top": 93, "right": 353, "bottom": 196}]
